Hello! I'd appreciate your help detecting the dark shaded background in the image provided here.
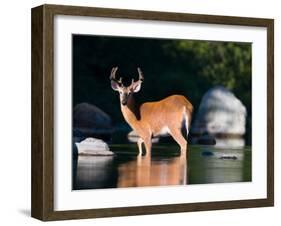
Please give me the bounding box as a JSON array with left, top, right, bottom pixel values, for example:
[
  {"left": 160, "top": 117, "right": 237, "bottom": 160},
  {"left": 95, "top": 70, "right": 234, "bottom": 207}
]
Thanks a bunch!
[{"left": 72, "top": 35, "right": 251, "bottom": 143}]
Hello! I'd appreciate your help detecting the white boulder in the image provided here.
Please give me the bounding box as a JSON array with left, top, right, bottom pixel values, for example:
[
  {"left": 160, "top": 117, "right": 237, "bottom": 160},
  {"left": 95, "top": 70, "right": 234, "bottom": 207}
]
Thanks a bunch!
[
  {"left": 192, "top": 86, "right": 247, "bottom": 136},
  {"left": 75, "top": 137, "right": 114, "bottom": 156}
]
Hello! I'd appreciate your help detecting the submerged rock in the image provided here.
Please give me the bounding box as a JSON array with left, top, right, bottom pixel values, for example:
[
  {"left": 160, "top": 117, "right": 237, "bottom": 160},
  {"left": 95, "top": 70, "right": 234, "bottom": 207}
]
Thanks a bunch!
[
  {"left": 219, "top": 155, "right": 238, "bottom": 160},
  {"left": 214, "top": 152, "right": 243, "bottom": 161},
  {"left": 201, "top": 150, "right": 214, "bottom": 156},
  {"left": 75, "top": 137, "right": 114, "bottom": 156}
]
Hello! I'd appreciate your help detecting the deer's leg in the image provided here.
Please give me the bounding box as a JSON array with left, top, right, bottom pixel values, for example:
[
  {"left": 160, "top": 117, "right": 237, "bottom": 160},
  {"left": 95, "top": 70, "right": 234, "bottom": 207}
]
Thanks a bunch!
[
  {"left": 143, "top": 137, "right": 152, "bottom": 156},
  {"left": 137, "top": 138, "right": 144, "bottom": 155},
  {"left": 169, "top": 128, "right": 187, "bottom": 153}
]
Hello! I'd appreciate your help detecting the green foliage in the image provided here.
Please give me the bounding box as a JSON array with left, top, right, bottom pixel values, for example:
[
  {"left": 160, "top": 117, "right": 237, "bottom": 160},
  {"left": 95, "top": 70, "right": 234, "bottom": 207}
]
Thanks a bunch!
[
  {"left": 73, "top": 35, "right": 252, "bottom": 127},
  {"left": 163, "top": 40, "right": 251, "bottom": 112}
]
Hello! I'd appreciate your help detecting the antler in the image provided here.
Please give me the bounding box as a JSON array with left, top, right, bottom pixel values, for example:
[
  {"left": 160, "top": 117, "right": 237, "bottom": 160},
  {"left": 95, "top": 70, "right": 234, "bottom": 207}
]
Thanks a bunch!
[
  {"left": 129, "top": 67, "right": 144, "bottom": 90},
  {"left": 137, "top": 67, "right": 144, "bottom": 81},
  {"left": 110, "top": 67, "right": 123, "bottom": 85},
  {"left": 131, "top": 67, "right": 144, "bottom": 85},
  {"left": 110, "top": 67, "right": 118, "bottom": 80}
]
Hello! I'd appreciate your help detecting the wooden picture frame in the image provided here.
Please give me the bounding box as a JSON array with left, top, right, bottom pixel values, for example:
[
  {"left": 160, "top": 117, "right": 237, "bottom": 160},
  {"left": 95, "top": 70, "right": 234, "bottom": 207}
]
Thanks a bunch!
[{"left": 31, "top": 4, "right": 274, "bottom": 221}]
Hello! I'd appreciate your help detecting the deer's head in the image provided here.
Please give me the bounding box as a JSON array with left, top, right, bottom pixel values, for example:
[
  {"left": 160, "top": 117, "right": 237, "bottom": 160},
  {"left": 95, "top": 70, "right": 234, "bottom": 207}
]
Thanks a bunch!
[{"left": 110, "top": 67, "right": 144, "bottom": 105}]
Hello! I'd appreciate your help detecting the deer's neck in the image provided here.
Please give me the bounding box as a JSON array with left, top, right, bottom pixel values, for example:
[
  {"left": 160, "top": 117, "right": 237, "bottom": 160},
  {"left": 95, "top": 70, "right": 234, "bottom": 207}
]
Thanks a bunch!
[{"left": 121, "top": 95, "right": 141, "bottom": 129}]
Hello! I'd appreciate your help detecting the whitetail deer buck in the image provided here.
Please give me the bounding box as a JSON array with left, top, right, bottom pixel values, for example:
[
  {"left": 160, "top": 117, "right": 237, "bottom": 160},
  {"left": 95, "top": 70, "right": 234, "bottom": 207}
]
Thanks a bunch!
[{"left": 110, "top": 67, "right": 193, "bottom": 156}]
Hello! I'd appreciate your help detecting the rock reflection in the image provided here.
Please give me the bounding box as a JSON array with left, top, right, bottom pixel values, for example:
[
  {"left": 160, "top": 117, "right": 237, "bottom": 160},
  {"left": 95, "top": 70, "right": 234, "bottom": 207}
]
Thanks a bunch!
[
  {"left": 117, "top": 154, "right": 188, "bottom": 187},
  {"left": 73, "top": 155, "right": 117, "bottom": 189},
  {"left": 215, "top": 138, "right": 245, "bottom": 149}
]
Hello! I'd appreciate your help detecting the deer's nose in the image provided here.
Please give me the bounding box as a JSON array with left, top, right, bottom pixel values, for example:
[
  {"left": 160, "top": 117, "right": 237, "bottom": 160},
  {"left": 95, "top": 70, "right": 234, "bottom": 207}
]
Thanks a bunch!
[
  {"left": 121, "top": 93, "right": 128, "bottom": 105},
  {"left": 121, "top": 100, "right": 127, "bottom": 105}
]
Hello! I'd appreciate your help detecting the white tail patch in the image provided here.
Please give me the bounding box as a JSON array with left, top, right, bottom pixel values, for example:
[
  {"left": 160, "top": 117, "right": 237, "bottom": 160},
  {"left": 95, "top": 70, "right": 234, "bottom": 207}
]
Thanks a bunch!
[
  {"left": 159, "top": 126, "right": 171, "bottom": 136},
  {"left": 183, "top": 108, "right": 189, "bottom": 137}
]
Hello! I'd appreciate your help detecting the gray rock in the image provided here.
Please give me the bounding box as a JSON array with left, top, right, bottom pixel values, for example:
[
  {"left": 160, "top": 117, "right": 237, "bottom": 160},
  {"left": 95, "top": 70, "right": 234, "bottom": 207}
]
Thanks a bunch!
[
  {"left": 75, "top": 138, "right": 114, "bottom": 156},
  {"left": 192, "top": 86, "right": 247, "bottom": 137},
  {"left": 73, "top": 103, "right": 113, "bottom": 138}
]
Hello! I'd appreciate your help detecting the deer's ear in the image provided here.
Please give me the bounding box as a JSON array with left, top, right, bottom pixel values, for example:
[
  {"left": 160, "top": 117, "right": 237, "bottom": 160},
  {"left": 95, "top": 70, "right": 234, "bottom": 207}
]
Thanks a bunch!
[
  {"left": 131, "top": 82, "right": 142, "bottom": 93},
  {"left": 111, "top": 80, "right": 120, "bottom": 91}
]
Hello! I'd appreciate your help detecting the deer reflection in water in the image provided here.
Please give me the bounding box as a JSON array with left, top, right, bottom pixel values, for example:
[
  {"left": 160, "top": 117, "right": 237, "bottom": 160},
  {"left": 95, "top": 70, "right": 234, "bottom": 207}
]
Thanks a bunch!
[
  {"left": 73, "top": 150, "right": 189, "bottom": 189},
  {"left": 73, "top": 144, "right": 251, "bottom": 190},
  {"left": 117, "top": 152, "right": 188, "bottom": 188}
]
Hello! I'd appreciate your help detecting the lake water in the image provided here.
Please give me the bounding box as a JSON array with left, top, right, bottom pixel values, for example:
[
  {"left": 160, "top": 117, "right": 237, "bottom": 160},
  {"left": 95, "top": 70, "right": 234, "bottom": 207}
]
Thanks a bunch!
[{"left": 72, "top": 144, "right": 251, "bottom": 190}]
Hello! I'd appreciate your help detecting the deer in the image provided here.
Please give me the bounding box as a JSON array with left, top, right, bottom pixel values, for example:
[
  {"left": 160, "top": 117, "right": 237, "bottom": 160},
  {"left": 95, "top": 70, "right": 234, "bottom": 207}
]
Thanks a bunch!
[{"left": 110, "top": 67, "right": 193, "bottom": 156}]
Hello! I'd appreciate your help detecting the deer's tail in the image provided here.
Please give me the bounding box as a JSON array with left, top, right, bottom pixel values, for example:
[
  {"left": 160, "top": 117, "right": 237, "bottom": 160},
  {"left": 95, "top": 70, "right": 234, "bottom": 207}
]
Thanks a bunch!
[{"left": 183, "top": 102, "right": 193, "bottom": 138}]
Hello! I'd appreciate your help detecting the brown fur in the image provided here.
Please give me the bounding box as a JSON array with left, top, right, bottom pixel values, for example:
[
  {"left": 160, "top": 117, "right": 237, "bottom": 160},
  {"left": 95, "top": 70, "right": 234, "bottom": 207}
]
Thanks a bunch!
[{"left": 121, "top": 94, "right": 193, "bottom": 155}]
